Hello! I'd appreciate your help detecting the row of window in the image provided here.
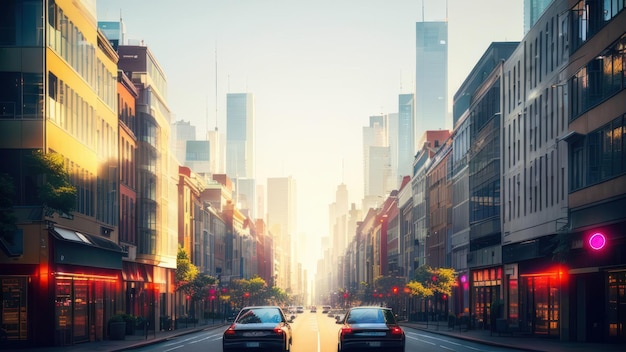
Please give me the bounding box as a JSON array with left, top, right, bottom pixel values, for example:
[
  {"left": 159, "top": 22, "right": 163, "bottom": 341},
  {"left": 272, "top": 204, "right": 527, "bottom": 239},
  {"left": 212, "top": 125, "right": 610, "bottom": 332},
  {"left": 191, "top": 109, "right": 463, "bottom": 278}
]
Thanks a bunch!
[
  {"left": 571, "top": 113, "right": 626, "bottom": 190},
  {"left": 47, "top": 1, "right": 116, "bottom": 110},
  {"left": 570, "top": 33, "right": 626, "bottom": 118},
  {"left": 47, "top": 2, "right": 95, "bottom": 92},
  {"left": 48, "top": 72, "right": 95, "bottom": 147},
  {"left": 571, "top": 0, "right": 626, "bottom": 52},
  {"left": 0, "top": 72, "right": 43, "bottom": 119}
]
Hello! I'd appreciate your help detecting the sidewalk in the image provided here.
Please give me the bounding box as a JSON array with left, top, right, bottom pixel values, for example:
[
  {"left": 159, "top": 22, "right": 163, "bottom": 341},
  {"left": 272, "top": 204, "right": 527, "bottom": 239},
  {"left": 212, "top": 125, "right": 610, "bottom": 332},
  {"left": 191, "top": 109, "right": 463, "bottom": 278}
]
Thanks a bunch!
[
  {"left": 26, "top": 322, "right": 228, "bottom": 352},
  {"left": 401, "top": 321, "right": 626, "bottom": 352}
]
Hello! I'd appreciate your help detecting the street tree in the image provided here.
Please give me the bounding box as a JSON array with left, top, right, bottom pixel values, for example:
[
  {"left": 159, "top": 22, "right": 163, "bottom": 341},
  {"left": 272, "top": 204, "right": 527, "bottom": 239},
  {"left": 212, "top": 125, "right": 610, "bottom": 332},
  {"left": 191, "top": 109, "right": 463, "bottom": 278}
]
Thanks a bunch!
[{"left": 29, "top": 150, "right": 77, "bottom": 216}]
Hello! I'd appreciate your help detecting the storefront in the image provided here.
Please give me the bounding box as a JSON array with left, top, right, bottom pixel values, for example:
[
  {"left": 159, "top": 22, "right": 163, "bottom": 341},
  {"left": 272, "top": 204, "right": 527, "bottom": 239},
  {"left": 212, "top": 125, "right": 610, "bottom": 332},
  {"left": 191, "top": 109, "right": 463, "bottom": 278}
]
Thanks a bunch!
[
  {"left": 0, "top": 226, "right": 124, "bottom": 348},
  {"left": 122, "top": 261, "right": 157, "bottom": 331},
  {"left": 519, "top": 270, "right": 562, "bottom": 337},
  {"left": 50, "top": 227, "right": 124, "bottom": 346},
  {"left": 470, "top": 266, "right": 502, "bottom": 330}
]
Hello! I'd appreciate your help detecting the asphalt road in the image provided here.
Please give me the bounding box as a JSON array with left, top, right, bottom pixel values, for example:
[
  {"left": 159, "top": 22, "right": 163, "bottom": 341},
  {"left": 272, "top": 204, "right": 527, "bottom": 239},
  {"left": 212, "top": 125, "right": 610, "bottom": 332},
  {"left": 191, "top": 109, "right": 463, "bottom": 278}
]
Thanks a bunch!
[{"left": 128, "top": 311, "right": 522, "bottom": 352}]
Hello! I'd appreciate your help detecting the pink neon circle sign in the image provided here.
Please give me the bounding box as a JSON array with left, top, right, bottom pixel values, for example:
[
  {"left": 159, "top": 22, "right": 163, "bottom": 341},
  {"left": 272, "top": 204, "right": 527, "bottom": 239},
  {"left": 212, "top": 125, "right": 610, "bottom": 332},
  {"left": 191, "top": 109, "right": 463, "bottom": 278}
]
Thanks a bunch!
[{"left": 588, "top": 232, "right": 606, "bottom": 250}]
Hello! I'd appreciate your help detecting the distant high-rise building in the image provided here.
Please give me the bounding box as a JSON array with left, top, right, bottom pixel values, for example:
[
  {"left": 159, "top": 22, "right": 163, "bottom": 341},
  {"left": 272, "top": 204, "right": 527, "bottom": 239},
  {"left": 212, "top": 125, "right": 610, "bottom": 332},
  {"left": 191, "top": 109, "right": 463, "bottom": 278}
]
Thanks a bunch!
[
  {"left": 363, "top": 115, "right": 388, "bottom": 195},
  {"left": 206, "top": 129, "right": 226, "bottom": 174},
  {"left": 171, "top": 120, "right": 196, "bottom": 164},
  {"left": 362, "top": 115, "right": 392, "bottom": 209},
  {"left": 388, "top": 112, "right": 399, "bottom": 189},
  {"left": 524, "top": 0, "right": 553, "bottom": 34},
  {"left": 397, "top": 93, "right": 415, "bottom": 181},
  {"left": 226, "top": 93, "right": 255, "bottom": 179},
  {"left": 185, "top": 140, "right": 211, "bottom": 174},
  {"left": 98, "top": 20, "right": 125, "bottom": 49},
  {"left": 267, "top": 176, "right": 297, "bottom": 291},
  {"left": 415, "top": 21, "right": 448, "bottom": 143},
  {"left": 236, "top": 178, "right": 256, "bottom": 219}
]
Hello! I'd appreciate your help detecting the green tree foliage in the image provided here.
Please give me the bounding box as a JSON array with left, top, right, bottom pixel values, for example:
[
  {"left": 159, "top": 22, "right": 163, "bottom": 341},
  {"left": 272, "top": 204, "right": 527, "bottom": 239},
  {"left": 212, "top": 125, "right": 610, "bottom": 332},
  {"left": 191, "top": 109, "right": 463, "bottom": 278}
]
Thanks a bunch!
[
  {"left": 175, "top": 246, "right": 199, "bottom": 289},
  {"left": 29, "top": 150, "right": 77, "bottom": 215},
  {"left": 175, "top": 246, "right": 217, "bottom": 302},
  {"left": 374, "top": 275, "right": 406, "bottom": 295},
  {"left": 0, "top": 173, "right": 17, "bottom": 245},
  {"left": 408, "top": 265, "right": 457, "bottom": 299},
  {"left": 227, "top": 276, "right": 290, "bottom": 307},
  {"left": 267, "top": 286, "right": 289, "bottom": 305},
  {"left": 406, "top": 280, "right": 433, "bottom": 299}
]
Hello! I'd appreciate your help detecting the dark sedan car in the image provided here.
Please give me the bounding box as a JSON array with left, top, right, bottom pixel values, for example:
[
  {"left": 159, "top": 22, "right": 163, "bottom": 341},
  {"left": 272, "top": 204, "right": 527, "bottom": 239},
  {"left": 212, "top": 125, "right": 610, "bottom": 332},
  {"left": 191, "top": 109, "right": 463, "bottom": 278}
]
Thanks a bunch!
[
  {"left": 336, "top": 306, "right": 405, "bottom": 352},
  {"left": 223, "top": 306, "right": 293, "bottom": 352}
]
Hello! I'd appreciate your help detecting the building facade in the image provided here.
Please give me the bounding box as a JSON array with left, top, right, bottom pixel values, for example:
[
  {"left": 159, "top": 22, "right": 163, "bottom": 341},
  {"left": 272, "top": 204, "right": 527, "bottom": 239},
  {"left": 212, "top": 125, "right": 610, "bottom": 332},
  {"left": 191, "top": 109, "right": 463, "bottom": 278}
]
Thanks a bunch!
[
  {"left": 117, "top": 44, "right": 178, "bottom": 335},
  {"left": 415, "top": 21, "right": 448, "bottom": 142},
  {"left": 226, "top": 93, "right": 255, "bottom": 180},
  {"left": 0, "top": 0, "right": 123, "bottom": 347}
]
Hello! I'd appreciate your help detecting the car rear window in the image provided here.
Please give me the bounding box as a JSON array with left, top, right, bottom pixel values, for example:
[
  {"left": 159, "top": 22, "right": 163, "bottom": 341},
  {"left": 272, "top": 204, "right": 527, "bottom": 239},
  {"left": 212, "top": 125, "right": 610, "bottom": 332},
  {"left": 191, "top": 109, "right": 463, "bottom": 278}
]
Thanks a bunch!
[
  {"left": 236, "top": 308, "right": 283, "bottom": 324},
  {"left": 347, "top": 308, "right": 384, "bottom": 323},
  {"left": 346, "top": 308, "right": 396, "bottom": 324}
]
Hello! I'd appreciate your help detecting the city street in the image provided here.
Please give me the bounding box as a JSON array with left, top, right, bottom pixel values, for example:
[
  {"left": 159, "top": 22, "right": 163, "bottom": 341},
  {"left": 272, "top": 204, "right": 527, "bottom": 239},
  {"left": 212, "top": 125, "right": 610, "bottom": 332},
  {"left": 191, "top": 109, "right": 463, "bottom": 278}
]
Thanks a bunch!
[{"left": 125, "top": 311, "right": 524, "bottom": 352}]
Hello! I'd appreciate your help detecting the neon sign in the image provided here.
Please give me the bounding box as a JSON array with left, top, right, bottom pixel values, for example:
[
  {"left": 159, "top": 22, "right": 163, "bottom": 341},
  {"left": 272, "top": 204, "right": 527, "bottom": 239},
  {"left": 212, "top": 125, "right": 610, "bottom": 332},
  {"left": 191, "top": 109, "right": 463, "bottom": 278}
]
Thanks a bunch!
[{"left": 588, "top": 232, "right": 606, "bottom": 250}]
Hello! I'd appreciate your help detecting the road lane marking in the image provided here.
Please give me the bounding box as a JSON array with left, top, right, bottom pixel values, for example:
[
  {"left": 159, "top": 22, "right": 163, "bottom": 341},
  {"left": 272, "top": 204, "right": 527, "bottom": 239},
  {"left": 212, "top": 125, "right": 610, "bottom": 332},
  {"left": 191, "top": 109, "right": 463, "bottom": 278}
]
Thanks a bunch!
[
  {"left": 317, "top": 329, "right": 321, "bottom": 352},
  {"left": 406, "top": 332, "right": 482, "bottom": 351},
  {"left": 406, "top": 335, "right": 436, "bottom": 345},
  {"left": 163, "top": 345, "right": 184, "bottom": 352}
]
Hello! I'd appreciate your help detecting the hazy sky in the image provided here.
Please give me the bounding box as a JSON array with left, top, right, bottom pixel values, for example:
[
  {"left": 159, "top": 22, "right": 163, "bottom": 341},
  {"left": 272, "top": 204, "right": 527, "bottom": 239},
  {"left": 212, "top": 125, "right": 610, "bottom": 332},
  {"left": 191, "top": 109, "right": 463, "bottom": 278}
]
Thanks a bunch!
[{"left": 97, "top": 0, "right": 523, "bottom": 271}]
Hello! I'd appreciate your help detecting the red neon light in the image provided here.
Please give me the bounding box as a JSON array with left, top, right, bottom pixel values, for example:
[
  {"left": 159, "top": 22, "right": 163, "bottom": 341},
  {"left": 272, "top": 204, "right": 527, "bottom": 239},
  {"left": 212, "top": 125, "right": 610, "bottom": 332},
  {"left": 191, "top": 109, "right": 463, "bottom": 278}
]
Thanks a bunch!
[{"left": 589, "top": 232, "right": 606, "bottom": 250}]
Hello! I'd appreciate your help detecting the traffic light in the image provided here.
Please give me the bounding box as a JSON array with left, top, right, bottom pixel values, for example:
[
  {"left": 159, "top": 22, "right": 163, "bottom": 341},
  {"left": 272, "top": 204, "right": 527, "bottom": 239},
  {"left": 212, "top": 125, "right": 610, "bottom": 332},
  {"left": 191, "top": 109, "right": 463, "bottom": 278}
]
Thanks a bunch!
[{"left": 392, "top": 286, "right": 398, "bottom": 294}]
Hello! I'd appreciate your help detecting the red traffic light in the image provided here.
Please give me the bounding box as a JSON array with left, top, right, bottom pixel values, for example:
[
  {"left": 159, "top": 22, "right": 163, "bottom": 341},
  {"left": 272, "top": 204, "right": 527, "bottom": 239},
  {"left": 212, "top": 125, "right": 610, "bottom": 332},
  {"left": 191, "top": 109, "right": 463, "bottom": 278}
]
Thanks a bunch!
[{"left": 392, "top": 286, "right": 399, "bottom": 294}]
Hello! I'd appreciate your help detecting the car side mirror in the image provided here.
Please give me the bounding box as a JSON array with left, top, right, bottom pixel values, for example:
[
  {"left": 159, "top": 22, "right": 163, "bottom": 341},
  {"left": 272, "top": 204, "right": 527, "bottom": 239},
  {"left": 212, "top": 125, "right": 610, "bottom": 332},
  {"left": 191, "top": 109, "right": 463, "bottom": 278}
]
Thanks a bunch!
[
  {"left": 290, "top": 315, "right": 296, "bottom": 322},
  {"left": 335, "top": 316, "right": 342, "bottom": 324}
]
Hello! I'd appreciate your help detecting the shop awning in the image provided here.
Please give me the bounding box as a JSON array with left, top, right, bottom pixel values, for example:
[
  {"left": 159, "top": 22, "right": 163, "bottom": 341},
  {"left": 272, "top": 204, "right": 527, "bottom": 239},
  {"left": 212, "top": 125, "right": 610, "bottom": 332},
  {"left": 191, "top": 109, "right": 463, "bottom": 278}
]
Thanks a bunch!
[
  {"left": 50, "top": 228, "right": 123, "bottom": 270},
  {"left": 122, "top": 261, "right": 153, "bottom": 282}
]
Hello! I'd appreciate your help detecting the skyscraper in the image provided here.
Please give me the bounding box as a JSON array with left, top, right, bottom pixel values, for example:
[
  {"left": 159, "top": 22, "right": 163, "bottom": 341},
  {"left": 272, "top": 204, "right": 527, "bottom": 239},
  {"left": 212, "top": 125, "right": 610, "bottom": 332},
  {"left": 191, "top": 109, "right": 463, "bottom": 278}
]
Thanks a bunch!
[
  {"left": 267, "top": 176, "right": 297, "bottom": 291},
  {"left": 362, "top": 115, "right": 392, "bottom": 209},
  {"left": 226, "top": 93, "right": 255, "bottom": 180},
  {"left": 397, "top": 93, "right": 416, "bottom": 181},
  {"left": 523, "top": 0, "right": 553, "bottom": 34},
  {"left": 171, "top": 120, "right": 196, "bottom": 164},
  {"left": 415, "top": 21, "right": 448, "bottom": 144}
]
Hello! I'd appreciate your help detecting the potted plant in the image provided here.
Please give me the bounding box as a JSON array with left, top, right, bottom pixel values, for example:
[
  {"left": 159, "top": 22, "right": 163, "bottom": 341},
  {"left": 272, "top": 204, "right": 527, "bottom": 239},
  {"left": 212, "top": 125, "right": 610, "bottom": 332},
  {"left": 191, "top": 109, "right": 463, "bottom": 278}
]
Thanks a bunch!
[
  {"left": 121, "top": 314, "right": 138, "bottom": 335},
  {"left": 108, "top": 314, "right": 126, "bottom": 340}
]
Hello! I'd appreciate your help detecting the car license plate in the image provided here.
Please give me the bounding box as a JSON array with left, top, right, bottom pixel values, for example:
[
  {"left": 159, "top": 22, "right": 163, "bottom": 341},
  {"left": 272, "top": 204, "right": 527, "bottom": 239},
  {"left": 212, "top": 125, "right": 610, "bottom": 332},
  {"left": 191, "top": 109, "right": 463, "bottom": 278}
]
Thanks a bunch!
[
  {"left": 368, "top": 341, "right": 381, "bottom": 347},
  {"left": 246, "top": 342, "right": 260, "bottom": 347}
]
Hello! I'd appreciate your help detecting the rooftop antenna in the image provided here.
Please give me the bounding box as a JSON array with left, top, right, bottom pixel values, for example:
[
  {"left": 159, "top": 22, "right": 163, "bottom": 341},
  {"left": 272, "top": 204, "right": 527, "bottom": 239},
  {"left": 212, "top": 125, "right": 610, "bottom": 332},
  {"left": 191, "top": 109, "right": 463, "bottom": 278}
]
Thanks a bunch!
[
  {"left": 119, "top": 9, "right": 125, "bottom": 45},
  {"left": 206, "top": 95, "right": 209, "bottom": 136},
  {"left": 215, "top": 44, "right": 219, "bottom": 131}
]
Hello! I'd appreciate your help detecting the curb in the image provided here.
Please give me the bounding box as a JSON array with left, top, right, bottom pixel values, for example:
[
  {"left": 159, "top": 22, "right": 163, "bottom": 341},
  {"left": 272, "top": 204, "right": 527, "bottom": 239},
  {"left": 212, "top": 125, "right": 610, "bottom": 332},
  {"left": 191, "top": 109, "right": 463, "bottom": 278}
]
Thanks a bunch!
[
  {"left": 111, "top": 324, "right": 229, "bottom": 352},
  {"left": 400, "top": 323, "right": 542, "bottom": 352}
]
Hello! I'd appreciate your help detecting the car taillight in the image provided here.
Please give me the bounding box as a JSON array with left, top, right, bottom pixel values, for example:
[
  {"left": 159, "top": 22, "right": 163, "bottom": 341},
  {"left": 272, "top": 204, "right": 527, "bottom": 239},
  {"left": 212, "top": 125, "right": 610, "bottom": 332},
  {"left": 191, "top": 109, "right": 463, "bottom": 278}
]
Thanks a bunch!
[
  {"left": 340, "top": 327, "right": 353, "bottom": 336},
  {"left": 390, "top": 326, "right": 403, "bottom": 335},
  {"left": 273, "top": 327, "right": 284, "bottom": 335},
  {"left": 224, "top": 325, "right": 236, "bottom": 336}
]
